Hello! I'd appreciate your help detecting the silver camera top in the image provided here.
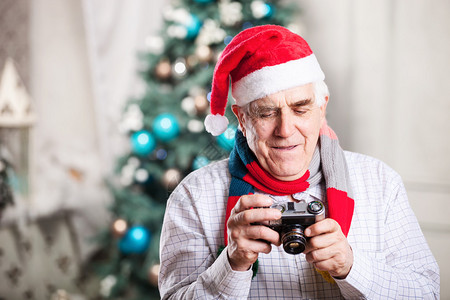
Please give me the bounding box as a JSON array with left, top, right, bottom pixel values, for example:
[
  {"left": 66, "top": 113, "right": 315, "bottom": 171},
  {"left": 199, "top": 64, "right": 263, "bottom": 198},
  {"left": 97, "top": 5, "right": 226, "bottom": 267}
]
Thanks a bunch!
[
  {"left": 268, "top": 200, "right": 325, "bottom": 226},
  {"left": 271, "top": 200, "right": 324, "bottom": 215}
]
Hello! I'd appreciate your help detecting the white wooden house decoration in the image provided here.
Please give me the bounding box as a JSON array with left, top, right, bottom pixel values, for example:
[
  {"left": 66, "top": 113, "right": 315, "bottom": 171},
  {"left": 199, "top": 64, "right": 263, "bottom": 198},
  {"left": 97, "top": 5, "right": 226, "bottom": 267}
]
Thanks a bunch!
[{"left": 0, "top": 58, "right": 35, "bottom": 197}]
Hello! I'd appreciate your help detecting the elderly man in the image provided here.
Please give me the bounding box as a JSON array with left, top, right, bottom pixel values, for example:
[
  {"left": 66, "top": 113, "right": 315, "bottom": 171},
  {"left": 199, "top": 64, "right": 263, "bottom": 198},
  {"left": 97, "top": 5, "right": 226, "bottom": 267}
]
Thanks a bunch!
[{"left": 159, "top": 25, "right": 439, "bottom": 299}]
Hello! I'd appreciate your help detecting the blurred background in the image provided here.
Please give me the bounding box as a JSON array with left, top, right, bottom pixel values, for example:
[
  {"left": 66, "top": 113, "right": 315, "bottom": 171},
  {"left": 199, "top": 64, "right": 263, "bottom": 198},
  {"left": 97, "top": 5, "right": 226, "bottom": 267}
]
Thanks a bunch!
[{"left": 0, "top": 0, "right": 448, "bottom": 299}]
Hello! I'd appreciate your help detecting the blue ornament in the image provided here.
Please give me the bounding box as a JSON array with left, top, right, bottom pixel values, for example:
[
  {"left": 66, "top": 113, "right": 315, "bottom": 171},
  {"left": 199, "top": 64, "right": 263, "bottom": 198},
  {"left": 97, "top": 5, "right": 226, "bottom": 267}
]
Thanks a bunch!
[
  {"left": 192, "top": 156, "right": 210, "bottom": 170},
  {"left": 152, "top": 113, "right": 180, "bottom": 142},
  {"left": 194, "top": 0, "right": 214, "bottom": 3},
  {"left": 131, "top": 130, "right": 156, "bottom": 156},
  {"left": 119, "top": 225, "right": 151, "bottom": 254},
  {"left": 217, "top": 125, "right": 237, "bottom": 151},
  {"left": 185, "top": 14, "right": 202, "bottom": 40},
  {"left": 156, "top": 148, "right": 168, "bottom": 160},
  {"left": 263, "top": 3, "right": 274, "bottom": 18},
  {"left": 224, "top": 35, "right": 233, "bottom": 45},
  {"left": 242, "top": 22, "right": 253, "bottom": 30}
]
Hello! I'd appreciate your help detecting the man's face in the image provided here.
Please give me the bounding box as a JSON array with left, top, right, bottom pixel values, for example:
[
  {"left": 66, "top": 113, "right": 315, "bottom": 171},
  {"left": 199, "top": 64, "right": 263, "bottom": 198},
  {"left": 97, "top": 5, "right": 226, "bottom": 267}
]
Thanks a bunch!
[{"left": 232, "top": 83, "right": 328, "bottom": 181}]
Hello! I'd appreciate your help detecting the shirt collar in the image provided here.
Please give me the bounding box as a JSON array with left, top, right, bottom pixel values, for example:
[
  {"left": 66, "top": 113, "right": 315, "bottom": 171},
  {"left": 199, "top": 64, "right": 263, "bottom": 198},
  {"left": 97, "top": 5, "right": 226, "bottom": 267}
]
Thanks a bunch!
[{"left": 255, "top": 179, "right": 325, "bottom": 203}]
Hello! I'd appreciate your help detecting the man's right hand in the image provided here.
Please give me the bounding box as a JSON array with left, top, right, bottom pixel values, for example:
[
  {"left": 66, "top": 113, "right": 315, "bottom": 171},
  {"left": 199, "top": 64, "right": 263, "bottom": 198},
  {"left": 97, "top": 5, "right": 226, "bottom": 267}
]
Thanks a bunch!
[{"left": 226, "top": 194, "right": 282, "bottom": 271}]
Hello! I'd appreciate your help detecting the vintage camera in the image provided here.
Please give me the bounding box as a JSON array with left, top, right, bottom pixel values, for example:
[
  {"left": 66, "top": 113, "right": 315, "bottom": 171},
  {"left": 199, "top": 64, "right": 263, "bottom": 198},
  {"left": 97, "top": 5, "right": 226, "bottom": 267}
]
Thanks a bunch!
[{"left": 265, "top": 200, "right": 325, "bottom": 255}]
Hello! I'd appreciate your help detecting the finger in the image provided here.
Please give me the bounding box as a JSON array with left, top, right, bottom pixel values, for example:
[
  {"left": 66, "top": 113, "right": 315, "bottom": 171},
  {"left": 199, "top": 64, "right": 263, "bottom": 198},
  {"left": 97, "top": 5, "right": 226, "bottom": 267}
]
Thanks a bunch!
[
  {"left": 230, "top": 235, "right": 273, "bottom": 253},
  {"left": 305, "top": 247, "right": 335, "bottom": 264},
  {"left": 304, "top": 218, "right": 341, "bottom": 237},
  {"left": 304, "top": 244, "right": 353, "bottom": 278},
  {"left": 233, "top": 207, "right": 282, "bottom": 226},
  {"left": 245, "top": 225, "right": 281, "bottom": 245},
  {"left": 304, "top": 233, "right": 340, "bottom": 253},
  {"left": 252, "top": 239, "right": 275, "bottom": 254},
  {"left": 232, "top": 194, "right": 273, "bottom": 213}
]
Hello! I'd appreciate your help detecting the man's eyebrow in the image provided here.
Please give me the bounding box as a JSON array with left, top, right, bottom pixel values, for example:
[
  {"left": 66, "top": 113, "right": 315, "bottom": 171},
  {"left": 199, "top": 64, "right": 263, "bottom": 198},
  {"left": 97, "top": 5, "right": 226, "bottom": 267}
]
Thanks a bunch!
[
  {"left": 290, "top": 99, "right": 313, "bottom": 107},
  {"left": 251, "top": 102, "right": 278, "bottom": 112},
  {"left": 256, "top": 104, "right": 278, "bottom": 110}
]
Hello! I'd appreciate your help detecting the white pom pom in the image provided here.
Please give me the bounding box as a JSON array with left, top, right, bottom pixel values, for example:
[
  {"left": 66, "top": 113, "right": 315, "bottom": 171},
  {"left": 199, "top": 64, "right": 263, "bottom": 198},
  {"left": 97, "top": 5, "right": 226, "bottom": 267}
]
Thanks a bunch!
[{"left": 204, "top": 114, "right": 229, "bottom": 136}]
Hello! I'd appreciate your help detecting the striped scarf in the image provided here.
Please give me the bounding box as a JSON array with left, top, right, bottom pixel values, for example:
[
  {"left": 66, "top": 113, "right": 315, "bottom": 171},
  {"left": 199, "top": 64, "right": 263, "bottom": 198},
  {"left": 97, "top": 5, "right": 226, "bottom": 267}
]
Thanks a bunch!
[{"left": 223, "top": 123, "right": 355, "bottom": 280}]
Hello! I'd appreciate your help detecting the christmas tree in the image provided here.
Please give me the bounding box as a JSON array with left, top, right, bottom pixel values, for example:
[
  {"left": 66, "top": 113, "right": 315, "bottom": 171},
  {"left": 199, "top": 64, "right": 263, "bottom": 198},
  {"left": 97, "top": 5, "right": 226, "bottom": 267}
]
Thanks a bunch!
[
  {"left": 0, "top": 155, "right": 14, "bottom": 216},
  {"left": 90, "top": 1, "right": 298, "bottom": 298}
]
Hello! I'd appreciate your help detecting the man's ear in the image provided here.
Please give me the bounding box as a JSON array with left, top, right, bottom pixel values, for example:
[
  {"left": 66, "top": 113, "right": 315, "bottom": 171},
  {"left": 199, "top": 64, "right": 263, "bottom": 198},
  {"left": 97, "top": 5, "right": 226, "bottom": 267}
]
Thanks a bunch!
[
  {"left": 232, "top": 104, "right": 246, "bottom": 136},
  {"left": 319, "top": 95, "right": 329, "bottom": 125}
]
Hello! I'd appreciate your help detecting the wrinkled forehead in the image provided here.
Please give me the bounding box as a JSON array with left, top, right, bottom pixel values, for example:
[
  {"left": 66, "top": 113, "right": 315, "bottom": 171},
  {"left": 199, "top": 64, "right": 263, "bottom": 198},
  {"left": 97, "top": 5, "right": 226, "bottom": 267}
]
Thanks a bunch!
[{"left": 248, "top": 84, "right": 315, "bottom": 108}]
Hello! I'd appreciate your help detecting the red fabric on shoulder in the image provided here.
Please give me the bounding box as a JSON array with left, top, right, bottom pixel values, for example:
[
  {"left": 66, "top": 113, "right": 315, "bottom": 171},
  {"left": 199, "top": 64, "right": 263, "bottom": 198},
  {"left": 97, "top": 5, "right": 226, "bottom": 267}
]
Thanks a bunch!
[
  {"left": 326, "top": 188, "right": 354, "bottom": 237},
  {"left": 224, "top": 194, "right": 252, "bottom": 245}
]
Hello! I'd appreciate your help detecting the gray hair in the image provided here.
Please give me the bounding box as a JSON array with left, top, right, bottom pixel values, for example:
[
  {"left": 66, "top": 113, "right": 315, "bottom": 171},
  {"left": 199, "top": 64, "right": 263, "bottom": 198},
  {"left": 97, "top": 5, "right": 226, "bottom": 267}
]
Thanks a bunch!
[{"left": 313, "top": 80, "right": 329, "bottom": 107}]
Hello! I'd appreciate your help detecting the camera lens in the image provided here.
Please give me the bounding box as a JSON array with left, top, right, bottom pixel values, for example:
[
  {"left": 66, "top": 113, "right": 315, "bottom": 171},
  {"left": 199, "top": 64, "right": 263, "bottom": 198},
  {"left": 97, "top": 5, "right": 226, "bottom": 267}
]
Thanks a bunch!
[{"left": 281, "top": 225, "right": 307, "bottom": 254}]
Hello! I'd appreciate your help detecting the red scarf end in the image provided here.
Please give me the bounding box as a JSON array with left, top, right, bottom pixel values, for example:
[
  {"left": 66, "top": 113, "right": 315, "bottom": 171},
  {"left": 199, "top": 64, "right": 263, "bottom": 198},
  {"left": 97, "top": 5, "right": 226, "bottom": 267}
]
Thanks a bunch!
[{"left": 326, "top": 188, "right": 354, "bottom": 237}]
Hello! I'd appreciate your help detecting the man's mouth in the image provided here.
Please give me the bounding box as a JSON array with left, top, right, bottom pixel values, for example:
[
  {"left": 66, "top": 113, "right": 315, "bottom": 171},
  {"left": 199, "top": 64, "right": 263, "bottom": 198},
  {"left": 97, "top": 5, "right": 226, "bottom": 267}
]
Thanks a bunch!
[{"left": 272, "top": 145, "right": 298, "bottom": 151}]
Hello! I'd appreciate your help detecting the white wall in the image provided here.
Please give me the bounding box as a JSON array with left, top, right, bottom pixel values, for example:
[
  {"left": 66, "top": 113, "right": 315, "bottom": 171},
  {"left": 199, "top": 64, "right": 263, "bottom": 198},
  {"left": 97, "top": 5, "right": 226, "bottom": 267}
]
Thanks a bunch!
[
  {"left": 299, "top": 0, "right": 449, "bottom": 297},
  {"left": 27, "top": 0, "right": 168, "bottom": 254},
  {"left": 28, "top": 0, "right": 109, "bottom": 259},
  {"left": 81, "top": 0, "right": 167, "bottom": 174}
]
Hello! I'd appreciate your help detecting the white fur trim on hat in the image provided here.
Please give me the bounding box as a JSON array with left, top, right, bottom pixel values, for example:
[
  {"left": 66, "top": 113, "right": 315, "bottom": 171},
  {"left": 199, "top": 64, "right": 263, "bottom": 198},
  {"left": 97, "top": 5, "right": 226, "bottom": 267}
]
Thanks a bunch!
[
  {"left": 204, "top": 113, "right": 229, "bottom": 136},
  {"left": 231, "top": 54, "right": 325, "bottom": 106}
]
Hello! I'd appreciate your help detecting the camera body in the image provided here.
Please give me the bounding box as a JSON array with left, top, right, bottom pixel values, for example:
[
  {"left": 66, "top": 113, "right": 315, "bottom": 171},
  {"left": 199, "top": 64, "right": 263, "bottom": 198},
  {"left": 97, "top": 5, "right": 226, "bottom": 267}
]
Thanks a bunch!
[{"left": 267, "top": 200, "right": 325, "bottom": 254}]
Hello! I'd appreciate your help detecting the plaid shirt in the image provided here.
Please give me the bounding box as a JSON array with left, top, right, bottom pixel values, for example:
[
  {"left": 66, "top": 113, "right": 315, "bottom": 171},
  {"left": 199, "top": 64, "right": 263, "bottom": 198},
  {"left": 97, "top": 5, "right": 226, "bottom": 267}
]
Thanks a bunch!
[{"left": 159, "top": 151, "right": 439, "bottom": 299}]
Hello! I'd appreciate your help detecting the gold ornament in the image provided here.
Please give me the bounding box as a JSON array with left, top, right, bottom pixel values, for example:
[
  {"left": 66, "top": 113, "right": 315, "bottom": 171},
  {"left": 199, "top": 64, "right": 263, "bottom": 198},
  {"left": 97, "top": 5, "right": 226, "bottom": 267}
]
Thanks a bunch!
[
  {"left": 194, "top": 94, "right": 209, "bottom": 115},
  {"left": 155, "top": 59, "right": 172, "bottom": 80},
  {"left": 195, "top": 45, "right": 213, "bottom": 63},
  {"left": 112, "top": 218, "right": 128, "bottom": 237},
  {"left": 181, "top": 96, "right": 196, "bottom": 116},
  {"left": 215, "top": 50, "right": 223, "bottom": 63},
  {"left": 50, "top": 289, "right": 70, "bottom": 300},
  {"left": 162, "top": 168, "right": 182, "bottom": 190},
  {"left": 187, "top": 119, "right": 204, "bottom": 133},
  {"left": 186, "top": 55, "right": 199, "bottom": 68},
  {"left": 148, "top": 264, "right": 160, "bottom": 286},
  {"left": 188, "top": 86, "right": 204, "bottom": 97}
]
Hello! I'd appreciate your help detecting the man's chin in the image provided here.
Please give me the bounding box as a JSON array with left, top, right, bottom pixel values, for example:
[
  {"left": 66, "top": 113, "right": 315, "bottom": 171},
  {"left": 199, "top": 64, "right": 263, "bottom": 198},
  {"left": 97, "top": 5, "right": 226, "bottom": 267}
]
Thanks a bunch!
[{"left": 267, "top": 166, "right": 307, "bottom": 181}]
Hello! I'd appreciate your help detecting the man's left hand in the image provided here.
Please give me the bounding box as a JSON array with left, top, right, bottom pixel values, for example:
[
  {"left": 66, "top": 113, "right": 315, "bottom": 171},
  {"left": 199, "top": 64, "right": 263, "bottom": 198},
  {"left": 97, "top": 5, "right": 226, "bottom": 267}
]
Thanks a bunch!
[{"left": 303, "top": 218, "right": 353, "bottom": 279}]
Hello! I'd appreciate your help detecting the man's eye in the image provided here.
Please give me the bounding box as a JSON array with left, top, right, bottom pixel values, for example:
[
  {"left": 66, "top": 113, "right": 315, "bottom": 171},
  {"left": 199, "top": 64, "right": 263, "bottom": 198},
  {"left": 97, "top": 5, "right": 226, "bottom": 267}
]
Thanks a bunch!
[
  {"left": 260, "top": 113, "right": 274, "bottom": 118},
  {"left": 295, "top": 110, "right": 307, "bottom": 115},
  {"left": 258, "top": 110, "right": 276, "bottom": 118}
]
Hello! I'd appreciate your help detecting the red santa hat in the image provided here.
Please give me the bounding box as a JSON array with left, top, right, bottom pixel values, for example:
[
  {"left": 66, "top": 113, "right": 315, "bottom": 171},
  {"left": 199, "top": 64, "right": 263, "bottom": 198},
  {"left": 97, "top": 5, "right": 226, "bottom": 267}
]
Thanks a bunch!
[{"left": 204, "top": 25, "right": 325, "bottom": 136}]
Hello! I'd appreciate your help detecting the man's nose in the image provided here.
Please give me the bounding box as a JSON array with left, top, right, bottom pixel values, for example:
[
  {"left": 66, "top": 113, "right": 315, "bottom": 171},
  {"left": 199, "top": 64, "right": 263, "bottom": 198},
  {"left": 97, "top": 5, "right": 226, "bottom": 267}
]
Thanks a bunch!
[{"left": 275, "top": 111, "right": 295, "bottom": 137}]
